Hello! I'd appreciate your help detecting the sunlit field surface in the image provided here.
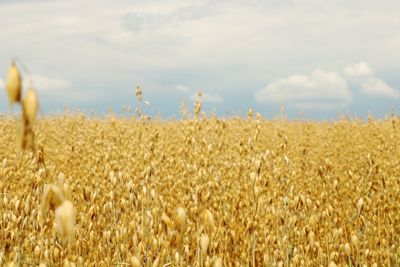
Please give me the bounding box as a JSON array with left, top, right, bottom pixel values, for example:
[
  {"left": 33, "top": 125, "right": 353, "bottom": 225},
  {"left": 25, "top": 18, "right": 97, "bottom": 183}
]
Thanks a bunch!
[{"left": 1, "top": 114, "right": 399, "bottom": 266}]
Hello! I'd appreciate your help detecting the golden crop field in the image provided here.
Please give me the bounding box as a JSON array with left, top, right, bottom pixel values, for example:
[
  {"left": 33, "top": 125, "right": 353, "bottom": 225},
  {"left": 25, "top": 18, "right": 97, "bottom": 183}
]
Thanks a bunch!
[{"left": 0, "top": 114, "right": 399, "bottom": 266}]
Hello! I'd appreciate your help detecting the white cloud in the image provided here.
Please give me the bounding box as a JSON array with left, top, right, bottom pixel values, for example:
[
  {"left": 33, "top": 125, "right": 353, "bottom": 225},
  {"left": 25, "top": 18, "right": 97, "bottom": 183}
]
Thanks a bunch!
[
  {"left": 344, "top": 62, "right": 399, "bottom": 98},
  {"left": 24, "top": 75, "right": 71, "bottom": 91},
  {"left": 176, "top": 85, "right": 189, "bottom": 92},
  {"left": 344, "top": 62, "right": 374, "bottom": 78},
  {"left": 190, "top": 92, "right": 222, "bottom": 103},
  {"left": 360, "top": 78, "right": 400, "bottom": 98},
  {"left": 255, "top": 69, "right": 351, "bottom": 110},
  {"left": 389, "top": 36, "right": 400, "bottom": 50},
  {"left": 0, "top": 1, "right": 399, "bottom": 115}
]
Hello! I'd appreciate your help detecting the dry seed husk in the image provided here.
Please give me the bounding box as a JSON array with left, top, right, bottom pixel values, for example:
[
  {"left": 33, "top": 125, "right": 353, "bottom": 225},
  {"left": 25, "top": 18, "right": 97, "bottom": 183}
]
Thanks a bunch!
[
  {"left": 6, "top": 62, "right": 22, "bottom": 106},
  {"left": 23, "top": 88, "right": 39, "bottom": 125},
  {"left": 0, "top": 116, "right": 399, "bottom": 265}
]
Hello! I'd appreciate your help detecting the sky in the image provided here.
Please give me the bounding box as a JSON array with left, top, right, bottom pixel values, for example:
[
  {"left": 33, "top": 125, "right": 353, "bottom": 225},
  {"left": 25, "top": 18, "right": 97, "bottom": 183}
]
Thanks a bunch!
[{"left": 0, "top": 0, "right": 399, "bottom": 119}]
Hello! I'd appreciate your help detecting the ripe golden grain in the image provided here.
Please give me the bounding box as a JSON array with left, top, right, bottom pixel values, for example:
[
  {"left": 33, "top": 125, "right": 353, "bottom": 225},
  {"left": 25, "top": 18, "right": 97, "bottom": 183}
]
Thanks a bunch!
[
  {"left": 135, "top": 86, "right": 142, "bottom": 101},
  {"left": 175, "top": 207, "right": 187, "bottom": 233},
  {"left": 55, "top": 200, "right": 76, "bottom": 245},
  {"left": 203, "top": 209, "right": 216, "bottom": 230},
  {"left": 6, "top": 61, "right": 22, "bottom": 107},
  {"left": 41, "top": 184, "right": 65, "bottom": 216},
  {"left": 357, "top": 198, "right": 364, "bottom": 213},
  {"left": 0, "top": 115, "right": 399, "bottom": 265},
  {"left": 130, "top": 255, "right": 141, "bottom": 267},
  {"left": 351, "top": 235, "right": 358, "bottom": 247},
  {"left": 200, "top": 233, "right": 210, "bottom": 255},
  {"left": 214, "top": 257, "right": 223, "bottom": 267},
  {"left": 22, "top": 88, "right": 39, "bottom": 126},
  {"left": 345, "top": 243, "right": 351, "bottom": 255},
  {"left": 34, "top": 245, "right": 41, "bottom": 258}
]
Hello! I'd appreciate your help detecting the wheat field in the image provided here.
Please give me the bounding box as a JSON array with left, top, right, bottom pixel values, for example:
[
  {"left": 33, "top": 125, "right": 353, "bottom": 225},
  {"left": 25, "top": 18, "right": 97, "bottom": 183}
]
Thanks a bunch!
[{"left": 0, "top": 114, "right": 399, "bottom": 266}]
